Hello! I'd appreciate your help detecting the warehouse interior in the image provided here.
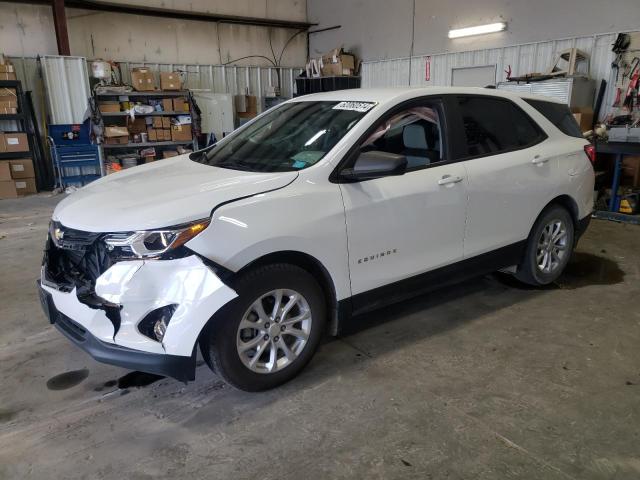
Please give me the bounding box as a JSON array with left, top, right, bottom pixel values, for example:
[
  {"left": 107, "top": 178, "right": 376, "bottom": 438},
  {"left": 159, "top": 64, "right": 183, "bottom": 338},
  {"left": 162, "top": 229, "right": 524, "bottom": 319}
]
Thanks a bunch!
[{"left": 0, "top": 1, "right": 639, "bottom": 478}]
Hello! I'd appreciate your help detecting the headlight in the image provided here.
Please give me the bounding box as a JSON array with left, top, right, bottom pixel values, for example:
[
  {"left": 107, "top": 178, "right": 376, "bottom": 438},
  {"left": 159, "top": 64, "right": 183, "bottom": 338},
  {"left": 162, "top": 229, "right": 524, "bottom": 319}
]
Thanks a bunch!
[{"left": 103, "top": 219, "right": 210, "bottom": 259}]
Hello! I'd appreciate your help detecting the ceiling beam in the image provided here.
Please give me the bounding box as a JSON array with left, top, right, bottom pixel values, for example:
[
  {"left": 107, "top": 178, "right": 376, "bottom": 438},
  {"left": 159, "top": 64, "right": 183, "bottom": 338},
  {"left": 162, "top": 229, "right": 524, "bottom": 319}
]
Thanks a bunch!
[
  {"left": 3, "top": 0, "right": 315, "bottom": 30},
  {"left": 51, "top": 0, "right": 70, "bottom": 55}
]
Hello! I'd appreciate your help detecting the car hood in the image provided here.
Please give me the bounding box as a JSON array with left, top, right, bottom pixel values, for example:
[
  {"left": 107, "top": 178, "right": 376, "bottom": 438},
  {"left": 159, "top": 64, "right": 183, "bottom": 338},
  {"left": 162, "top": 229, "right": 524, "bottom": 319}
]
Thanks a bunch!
[{"left": 53, "top": 156, "right": 298, "bottom": 232}]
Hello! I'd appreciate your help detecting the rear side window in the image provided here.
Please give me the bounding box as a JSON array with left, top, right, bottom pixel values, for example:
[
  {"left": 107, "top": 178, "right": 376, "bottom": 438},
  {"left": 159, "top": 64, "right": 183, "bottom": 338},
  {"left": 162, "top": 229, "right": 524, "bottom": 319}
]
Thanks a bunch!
[
  {"left": 456, "top": 96, "right": 545, "bottom": 159},
  {"left": 524, "top": 99, "right": 583, "bottom": 138}
]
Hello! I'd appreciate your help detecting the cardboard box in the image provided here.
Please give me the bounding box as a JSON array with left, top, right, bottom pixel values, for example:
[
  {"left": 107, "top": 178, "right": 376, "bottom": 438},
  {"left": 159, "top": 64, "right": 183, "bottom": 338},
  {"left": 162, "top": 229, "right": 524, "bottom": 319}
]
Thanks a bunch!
[
  {"left": 104, "top": 125, "right": 129, "bottom": 138},
  {"left": 320, "top": 47, "right": 356, "bottom": 76},
  {"left": 0, "top": 178, "right": 36, "bottom": 199},
  {"left": 0, "top": 64, "right": 15, "bottom": 73},
  {"left": 235, "top": 95, "right": 257, "bottom": 114},
  {"left": 0, "top": 107, "right": 17, "bottom": 115},
  {"left": 0, "top": 180, "right": 18, "bottom": 199},
  {"left": 15, "top": 177, "right": 36, "bottom": 195},
  {"left": 98, "top": 102, "right": 120, "bottom": 113},
  {"left": 127, "top": 117, "right": 147, "bottom": 135},
  {"left": 144, "top": 156, "right": 156, "bottom": 163},
  {"left": 0, "top": 72, "right": 17, "bottom": 81},
  {"left": 2, "top": 132, "right": 29, "bottom": 153},
  {"left": 160, "top": 72, "right": 182, "bottom": 91},
  {"left": 171, "top": 124, "right": 192, "bottom": 141},
  {"left": 151, "top": 117, "right": 163, "bottom": 128},
  {"left": 172, "top": 97, "right": 188, "bottom": 112},
  {"left": 161, "top": 117, "right": 171, "bottom": 129},
  {"left": 162, "top": 98, "right": 173, "bottom": 112},
  {"left": 147, "top": 128, "right": 157, "bottom": 142},
  {"left": 162, "top": 150, "right": 179, "bottom": 159},
  {"left": 162, "top": 129, "right": 172, "bottom": 141},
  {"left": 572, "top": 107, "right": 594, "bottom": 132},
  {"left": 0, "top": 87, "right": 17, "bottom": 100},
  {"left": 0, "top": 99, "right": 18, "bottom": 109},
  {"left": 7, "top": 159, "right": 34, "bottom": 179},
  {"left": 130, "top": 68, "right": 156, "bottom": 91},
  {"left": 0, "top": 161, "right": 10, "bottom": 181},
  {"left": 104, "top": 136, "right": 129, "bottom": 145}
]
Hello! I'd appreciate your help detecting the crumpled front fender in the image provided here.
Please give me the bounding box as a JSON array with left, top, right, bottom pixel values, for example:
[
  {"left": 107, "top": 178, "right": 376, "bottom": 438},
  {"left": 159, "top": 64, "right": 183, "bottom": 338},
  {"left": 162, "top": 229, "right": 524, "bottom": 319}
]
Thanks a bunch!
[{"left": 94, "top": 255, "right": 237, "bottom": 356}]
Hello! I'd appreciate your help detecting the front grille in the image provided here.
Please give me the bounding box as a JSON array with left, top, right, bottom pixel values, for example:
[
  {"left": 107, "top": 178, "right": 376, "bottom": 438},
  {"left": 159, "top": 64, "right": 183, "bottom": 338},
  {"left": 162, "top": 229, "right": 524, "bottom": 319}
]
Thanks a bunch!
[
  {"left": 56, "top": 312, "right": 87, "bottom": 342},
  {"left": 43, "top": 222, "right": 112, "bottom": 298},
  {"left": 50, "top": 221, "right": 102, "bottom": 251}
]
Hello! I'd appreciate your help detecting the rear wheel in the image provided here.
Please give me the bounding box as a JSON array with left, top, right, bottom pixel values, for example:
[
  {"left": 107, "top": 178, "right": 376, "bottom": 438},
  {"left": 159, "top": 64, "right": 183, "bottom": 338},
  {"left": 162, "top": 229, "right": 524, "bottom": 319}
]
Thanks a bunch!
[
  {"left": 200, "top": 263, "right": 326, "bottom": 391},
  {"left": 515, "top": 205, "right": 575, "bottom": 286}
]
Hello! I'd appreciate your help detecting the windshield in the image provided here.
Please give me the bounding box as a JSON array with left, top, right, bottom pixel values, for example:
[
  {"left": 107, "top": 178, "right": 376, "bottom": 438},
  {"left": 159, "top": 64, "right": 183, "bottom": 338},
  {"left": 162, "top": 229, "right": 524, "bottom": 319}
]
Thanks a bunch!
[{"left": 194, "top": 101, "right": 375, "bottom": 172}]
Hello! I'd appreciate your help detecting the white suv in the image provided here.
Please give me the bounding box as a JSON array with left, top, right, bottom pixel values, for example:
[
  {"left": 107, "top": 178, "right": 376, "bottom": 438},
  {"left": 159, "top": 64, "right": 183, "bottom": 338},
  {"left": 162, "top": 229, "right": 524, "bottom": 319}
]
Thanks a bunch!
[{"left": 38, "top": 87, "right": 594, "bottom": 391}]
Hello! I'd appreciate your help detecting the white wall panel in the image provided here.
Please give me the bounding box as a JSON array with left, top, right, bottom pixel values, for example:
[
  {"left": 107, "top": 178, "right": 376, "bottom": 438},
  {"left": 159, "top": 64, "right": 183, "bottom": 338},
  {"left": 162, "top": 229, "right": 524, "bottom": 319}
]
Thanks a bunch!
[{"left": 361, "top": 32, "right": 625, "bottom": 118}]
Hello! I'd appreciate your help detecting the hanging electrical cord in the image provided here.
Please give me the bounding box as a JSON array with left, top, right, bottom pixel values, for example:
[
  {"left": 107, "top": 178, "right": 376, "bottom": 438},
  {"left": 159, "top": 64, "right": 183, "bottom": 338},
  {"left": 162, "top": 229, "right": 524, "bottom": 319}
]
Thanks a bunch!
[{"left": 222, "top": 27, "right": 307, "bottom": 92}]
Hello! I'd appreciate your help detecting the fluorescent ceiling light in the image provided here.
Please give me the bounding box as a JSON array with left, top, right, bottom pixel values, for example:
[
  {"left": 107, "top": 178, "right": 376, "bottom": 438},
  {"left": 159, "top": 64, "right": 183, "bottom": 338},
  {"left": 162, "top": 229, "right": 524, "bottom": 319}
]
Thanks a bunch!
[{"left": 448, "top": 22, "right": 506, "bottom": 39}]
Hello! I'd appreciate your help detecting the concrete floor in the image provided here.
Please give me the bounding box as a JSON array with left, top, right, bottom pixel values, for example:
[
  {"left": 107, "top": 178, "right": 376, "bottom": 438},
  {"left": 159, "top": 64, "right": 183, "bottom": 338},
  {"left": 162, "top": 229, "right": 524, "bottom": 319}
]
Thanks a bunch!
[{"left": 0, "top": 194, "right": 638, "bottom": 480}]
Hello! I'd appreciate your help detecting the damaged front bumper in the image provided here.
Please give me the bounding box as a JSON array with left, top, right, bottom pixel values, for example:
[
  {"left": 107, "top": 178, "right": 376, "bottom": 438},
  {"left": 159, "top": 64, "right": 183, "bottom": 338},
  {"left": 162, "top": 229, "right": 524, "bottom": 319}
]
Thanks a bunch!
[{"left": 39, "top": 254, "right": 237, "bottom": 381}]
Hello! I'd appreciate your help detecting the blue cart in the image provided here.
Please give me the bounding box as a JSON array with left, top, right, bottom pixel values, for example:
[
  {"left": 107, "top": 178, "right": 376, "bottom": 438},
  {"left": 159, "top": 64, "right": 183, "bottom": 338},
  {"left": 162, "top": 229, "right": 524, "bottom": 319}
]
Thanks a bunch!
[{"left": 47, "top": 122, "right": 103, "bottom": 189}]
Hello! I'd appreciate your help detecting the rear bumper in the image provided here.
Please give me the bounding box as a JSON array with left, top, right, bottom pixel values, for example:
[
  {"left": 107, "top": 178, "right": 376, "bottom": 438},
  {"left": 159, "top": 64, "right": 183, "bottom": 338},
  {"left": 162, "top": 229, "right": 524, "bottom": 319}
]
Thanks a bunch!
[{"left": 39, "top": 281, "right": 196, "bottom": 381}]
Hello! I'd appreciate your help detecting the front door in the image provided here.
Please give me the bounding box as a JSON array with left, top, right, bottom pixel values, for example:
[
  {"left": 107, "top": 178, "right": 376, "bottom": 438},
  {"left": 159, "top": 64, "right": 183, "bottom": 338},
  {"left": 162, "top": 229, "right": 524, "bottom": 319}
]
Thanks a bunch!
[{"left": 338, "top": 100, "right": 468, "bottom": 307}]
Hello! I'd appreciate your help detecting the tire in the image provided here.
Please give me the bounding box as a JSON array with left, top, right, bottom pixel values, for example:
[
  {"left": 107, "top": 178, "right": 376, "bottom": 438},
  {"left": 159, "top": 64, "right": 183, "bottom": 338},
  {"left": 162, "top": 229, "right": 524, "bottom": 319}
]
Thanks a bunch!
[
  {"left": 515, "top": 205, "right": 575, "bottom": 286},
  {"left": 200, "top": 263, "right": 326, "bottom": 391}
]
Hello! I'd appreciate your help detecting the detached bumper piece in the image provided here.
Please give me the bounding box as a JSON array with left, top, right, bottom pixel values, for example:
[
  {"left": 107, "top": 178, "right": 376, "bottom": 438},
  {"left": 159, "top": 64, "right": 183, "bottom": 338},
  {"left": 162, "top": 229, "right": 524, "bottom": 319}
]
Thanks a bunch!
[{"left": 38, "top": 281, "right": 196, "bottom": 382}]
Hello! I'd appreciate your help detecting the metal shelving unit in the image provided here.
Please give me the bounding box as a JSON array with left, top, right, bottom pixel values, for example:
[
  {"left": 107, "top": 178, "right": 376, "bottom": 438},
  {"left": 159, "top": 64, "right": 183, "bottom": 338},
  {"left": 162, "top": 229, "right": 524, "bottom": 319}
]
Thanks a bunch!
[
  {"left": 95, "top": 90, "right": 190, "bottom": 98},
  {"left": 102, "top": 140, "right": 192, "bottom": 149},
  {"left": 101, "top": 111, "right": 186, "bottom": 117},
  {"left": 94, "top": 89, "right": 196, "bottom": 166},
  {"left": 0, "top": 80, "right": 50, "bottom": 190}
]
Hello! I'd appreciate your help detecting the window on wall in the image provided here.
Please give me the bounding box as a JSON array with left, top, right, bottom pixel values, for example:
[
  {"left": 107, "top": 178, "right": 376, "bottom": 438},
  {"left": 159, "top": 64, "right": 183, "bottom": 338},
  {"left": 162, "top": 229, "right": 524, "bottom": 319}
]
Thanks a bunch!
[
  {"left": 456, "top": 96, "right": 545, "bottom": 158},
  {"left": 361, "top": 103, "right": 445, "bottom": 170}
]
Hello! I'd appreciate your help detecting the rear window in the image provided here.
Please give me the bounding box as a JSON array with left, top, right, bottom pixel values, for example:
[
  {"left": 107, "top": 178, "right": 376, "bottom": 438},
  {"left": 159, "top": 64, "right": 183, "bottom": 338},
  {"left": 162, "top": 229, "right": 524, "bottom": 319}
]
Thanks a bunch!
[
  {"left": 456, "top": 96, "right": 545, "bottom": 159},
  {"left": 524, "top": 99, "right": 583, "bottom": 138}
]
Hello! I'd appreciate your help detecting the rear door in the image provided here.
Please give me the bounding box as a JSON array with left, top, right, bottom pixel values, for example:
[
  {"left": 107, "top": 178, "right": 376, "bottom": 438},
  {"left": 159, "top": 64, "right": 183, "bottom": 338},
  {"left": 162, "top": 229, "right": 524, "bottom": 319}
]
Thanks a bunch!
[{"left": 448, "top": 95, "right": 551, "bottom": 258}]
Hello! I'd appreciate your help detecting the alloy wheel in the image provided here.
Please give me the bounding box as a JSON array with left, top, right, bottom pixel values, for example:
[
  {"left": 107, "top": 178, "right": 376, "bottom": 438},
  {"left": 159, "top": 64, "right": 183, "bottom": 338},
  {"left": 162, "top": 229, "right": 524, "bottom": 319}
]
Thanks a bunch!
[
  {"left": 236, "top": 289, "right": 312, "bottom": 374},
  {"left": 536, "top": 219, "right": 568, "bottom": 274}
]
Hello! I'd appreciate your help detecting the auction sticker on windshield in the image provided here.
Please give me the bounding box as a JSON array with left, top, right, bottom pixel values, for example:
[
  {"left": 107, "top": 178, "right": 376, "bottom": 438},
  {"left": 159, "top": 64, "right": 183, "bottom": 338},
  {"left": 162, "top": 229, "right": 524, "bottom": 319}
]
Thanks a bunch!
[{"left": 332, "top": 101, "right": 376, "bottom": 112}]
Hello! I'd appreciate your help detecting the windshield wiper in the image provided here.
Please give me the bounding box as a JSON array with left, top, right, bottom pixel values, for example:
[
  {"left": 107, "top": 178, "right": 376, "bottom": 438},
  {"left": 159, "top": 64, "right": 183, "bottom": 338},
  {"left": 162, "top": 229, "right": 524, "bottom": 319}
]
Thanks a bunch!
[{"left": 213, "top": 160, "right": 254, "bottom": 171}]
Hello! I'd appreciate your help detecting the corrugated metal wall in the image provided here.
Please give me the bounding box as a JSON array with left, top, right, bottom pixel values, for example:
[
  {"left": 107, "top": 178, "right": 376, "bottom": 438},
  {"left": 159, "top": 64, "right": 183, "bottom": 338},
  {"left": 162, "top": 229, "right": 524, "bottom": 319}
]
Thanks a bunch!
[
  {"left": 362, "top": 32, "right": 629, "bottom": 118},
  {"left": 102, "top": 61, "right": 303, "bottom": 99},
  {"left": 8, "top": 56, "right": 304, "bottom": 128}
]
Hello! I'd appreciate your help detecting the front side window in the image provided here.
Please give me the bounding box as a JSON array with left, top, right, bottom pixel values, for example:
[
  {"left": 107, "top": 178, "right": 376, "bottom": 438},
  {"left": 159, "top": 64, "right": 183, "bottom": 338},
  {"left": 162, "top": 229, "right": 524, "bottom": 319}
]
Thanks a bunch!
[
  {"left": 456, "top": 96, "right": 544, "bottom": 159},
  {"left": 195, "top": 101, "right": 372, "bottom": 172},
  {"left": 360, "top": 103, "right": 445, "bottom": 169}
]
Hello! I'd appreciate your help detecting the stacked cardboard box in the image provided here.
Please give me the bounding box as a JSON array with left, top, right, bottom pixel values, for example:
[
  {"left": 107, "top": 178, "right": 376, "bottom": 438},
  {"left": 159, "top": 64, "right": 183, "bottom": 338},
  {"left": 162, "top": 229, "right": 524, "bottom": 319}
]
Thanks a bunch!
[
  {"left": 0, "top": 87, "right": 17, "bottom": 114},
  {"left": 160, "top": 72, "right": 182, "bottom": 91},
  {"left": 130, "top": 67, "right": 156, "bottom": 92},
  {"left": 0, "top": 56, "right": 17, "bottom": 81},
  {"left": 305, "top": 46, "right": 358, "bottom": 78},
  {"left": 103, "top": 125, "right": 129, "bottom": 144},
  {"left": 0, "top": 132, "right": 29, "bottom": 153},
  {"left": 0, "top": 159, "right": 36, "bottom": 198},
  {"left": 235, "top": 94, "right": 258, "bottom": 120}
]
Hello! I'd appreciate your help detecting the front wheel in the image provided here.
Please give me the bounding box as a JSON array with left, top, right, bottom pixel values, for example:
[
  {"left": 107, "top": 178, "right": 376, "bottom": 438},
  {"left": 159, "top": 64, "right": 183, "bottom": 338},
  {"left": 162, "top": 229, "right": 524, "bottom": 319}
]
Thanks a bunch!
[
  {"left": 200, "top": 263, "right": 326, "bottom": 391},
  {"left": 515, "top": 205, "right": 575, "bottom": 286}
]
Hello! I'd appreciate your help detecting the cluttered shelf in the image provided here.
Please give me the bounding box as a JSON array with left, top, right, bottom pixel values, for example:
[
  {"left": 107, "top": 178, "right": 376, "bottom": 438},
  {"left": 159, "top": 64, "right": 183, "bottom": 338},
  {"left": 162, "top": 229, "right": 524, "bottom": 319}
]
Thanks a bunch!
[
  {"left": 95, "top": 90, "right": 190, "bottom": 97},
  {"left": 100, "top": 111, "right": 186, "bottom": 117},
  {"left": 102, "top": 140, "right": 193, "bottom": 149}
]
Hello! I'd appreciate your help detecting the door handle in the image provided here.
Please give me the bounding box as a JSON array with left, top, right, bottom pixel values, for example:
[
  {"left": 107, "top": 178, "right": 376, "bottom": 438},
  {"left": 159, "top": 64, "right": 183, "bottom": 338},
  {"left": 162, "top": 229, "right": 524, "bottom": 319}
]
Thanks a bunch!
[
  {"left": 532, "top": 155, "right": 549, "bottom": 165},
  {"left": 438, "top": 175, "right": 463, "bottom": 186}
]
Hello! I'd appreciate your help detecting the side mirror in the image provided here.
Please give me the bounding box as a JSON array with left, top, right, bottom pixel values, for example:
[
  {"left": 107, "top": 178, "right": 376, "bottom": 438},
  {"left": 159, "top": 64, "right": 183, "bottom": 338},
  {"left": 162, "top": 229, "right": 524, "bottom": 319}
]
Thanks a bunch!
[{"left": 340, "top": 150, "right": 408, "bottom": 181}]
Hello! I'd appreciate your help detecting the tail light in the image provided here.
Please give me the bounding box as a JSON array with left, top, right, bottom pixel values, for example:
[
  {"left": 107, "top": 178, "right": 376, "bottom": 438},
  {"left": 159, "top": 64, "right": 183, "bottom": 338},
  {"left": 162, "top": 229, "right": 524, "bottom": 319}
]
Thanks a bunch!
[{"left": 584, "top": 144, "right": 596, "bottom": 164}]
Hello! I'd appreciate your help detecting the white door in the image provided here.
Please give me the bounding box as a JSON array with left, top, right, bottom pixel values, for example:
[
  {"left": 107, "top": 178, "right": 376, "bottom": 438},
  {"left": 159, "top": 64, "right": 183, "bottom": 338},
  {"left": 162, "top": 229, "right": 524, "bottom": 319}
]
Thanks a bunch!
[
  {"left": 338, "top": 101, "right": 468, "bottom": 297},
  {"left": 451, "top": 95, "right": 553, "bottom": 257}
]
